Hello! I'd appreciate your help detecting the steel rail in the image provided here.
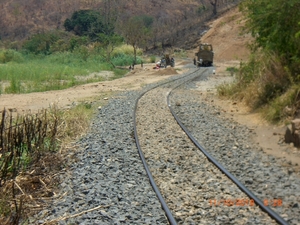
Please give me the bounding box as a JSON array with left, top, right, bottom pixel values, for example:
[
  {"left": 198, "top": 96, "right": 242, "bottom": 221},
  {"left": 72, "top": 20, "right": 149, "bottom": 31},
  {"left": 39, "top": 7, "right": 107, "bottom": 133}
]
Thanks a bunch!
[
  {"left": 133, "top": 66, "right": 203, "bottom": 225},
  {"left": 167, "top": 76, "right": 289, "bottom": 225}
]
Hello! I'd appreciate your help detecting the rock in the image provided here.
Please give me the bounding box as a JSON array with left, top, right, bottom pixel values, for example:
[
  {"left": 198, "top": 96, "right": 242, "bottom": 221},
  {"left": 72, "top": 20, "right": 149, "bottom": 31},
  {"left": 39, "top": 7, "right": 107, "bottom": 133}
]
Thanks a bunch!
[
  {"left": 292, "top": 118, "right": 300, "bottom": 131},
  {"left": 293, "top": 130, "right": 300, "bottom": 147},
  {"left": 284, "top": 124, "right": 293, "bottom": 143}
]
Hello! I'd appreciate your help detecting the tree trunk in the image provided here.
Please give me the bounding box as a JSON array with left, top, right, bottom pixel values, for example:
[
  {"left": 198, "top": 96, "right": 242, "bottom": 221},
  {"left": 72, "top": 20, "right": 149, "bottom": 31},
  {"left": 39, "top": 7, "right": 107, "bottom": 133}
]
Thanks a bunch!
[
  {"left": 210, "top": 0, "right": 218, "bottom": 15},
  {"left": 133, "top": 45, "right": 137, "bottom": 65}
]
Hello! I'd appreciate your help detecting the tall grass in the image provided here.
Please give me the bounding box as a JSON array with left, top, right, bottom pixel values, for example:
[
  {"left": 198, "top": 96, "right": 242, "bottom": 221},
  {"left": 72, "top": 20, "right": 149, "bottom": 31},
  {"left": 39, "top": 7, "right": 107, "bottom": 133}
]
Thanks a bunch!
[
  {"left": 0, "top": 50, "right": 129, "bottom": 94},
  {"left": 217, "top": 50, "right": 294, "bottom": 123}
]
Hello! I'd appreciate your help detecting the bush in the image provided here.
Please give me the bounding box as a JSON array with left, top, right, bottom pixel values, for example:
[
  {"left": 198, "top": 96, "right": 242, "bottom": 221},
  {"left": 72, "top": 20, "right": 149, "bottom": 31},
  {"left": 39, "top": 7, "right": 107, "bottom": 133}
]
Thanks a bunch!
[
  {"left": 226, "top": 67, "right": 239, "bottom": 76},
  {"left": 112, "top": 44, "right": 143, "bottom": 57},
  {"left": 22, "top": 31, "right": 86, "bottom": 55},
  {"left": 112, "top": 54, "right": 138, "bottom": 66},
  {"left": 0, "top": 49, "right": 24, "bottom": 63},
  {"left": 150, "top": 55, "right": 156, "bottom": 63},
  {"left": 23, "top": 32, "right": 59, "bottom": 55}
]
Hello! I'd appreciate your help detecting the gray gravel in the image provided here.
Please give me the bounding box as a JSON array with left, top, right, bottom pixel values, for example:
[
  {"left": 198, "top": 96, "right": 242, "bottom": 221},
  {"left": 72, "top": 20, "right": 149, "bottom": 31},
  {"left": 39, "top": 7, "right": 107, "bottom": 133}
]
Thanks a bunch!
[
  {"left": 170, "top": 68, "right": 300, "bottom": 225},
  {"left": 30, "top": 63, "right": 298, "bottom": 224},
  {"left": 30, "top": 66, "right": 197, "bottom": 225},
  {"left": 136, "top": 67, "right": 277, "bottom": 225},
  {"left": 31, "top": 91, "right": 169, "bottom": 224}
]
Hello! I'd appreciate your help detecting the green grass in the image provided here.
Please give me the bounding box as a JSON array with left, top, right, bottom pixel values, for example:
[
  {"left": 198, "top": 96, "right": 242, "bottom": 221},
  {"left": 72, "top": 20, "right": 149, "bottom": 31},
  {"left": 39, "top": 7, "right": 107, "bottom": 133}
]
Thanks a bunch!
[{"left": 0, "top": 51, "right": 128, "bottom": 94}]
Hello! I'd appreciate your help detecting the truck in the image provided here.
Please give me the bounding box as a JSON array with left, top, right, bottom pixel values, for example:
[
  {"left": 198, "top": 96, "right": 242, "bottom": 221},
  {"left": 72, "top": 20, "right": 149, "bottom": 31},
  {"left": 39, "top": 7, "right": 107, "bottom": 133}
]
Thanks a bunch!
[{"left": 194, "top": 43, "right": 214, "bottom": 67}]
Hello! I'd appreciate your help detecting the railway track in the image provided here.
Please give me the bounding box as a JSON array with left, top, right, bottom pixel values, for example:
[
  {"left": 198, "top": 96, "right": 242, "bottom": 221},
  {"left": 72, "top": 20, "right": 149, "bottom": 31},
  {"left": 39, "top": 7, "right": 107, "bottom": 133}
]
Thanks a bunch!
[{"left": 134, "top": 66, "right": 290, "bottom": 224}]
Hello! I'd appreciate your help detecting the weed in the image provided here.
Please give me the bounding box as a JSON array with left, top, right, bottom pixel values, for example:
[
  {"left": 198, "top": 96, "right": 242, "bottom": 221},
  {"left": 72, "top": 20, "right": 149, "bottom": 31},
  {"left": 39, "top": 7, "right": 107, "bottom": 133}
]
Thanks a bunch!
[
  {"left": 226, "top": 67, "right": 238, "bottom": 76},
  {"left": 150, "top": 55, "right": 156, "bottom": 63}
]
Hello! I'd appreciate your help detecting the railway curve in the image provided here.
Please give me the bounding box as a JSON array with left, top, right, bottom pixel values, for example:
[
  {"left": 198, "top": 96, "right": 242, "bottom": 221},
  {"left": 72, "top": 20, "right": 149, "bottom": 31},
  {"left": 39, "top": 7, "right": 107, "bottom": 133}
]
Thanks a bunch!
[
  {"left": 168, "top": 73, "right": 300, "bottom": 224},
  {"left": 135, "top": 65, "right": 284, "bottom": 224}
]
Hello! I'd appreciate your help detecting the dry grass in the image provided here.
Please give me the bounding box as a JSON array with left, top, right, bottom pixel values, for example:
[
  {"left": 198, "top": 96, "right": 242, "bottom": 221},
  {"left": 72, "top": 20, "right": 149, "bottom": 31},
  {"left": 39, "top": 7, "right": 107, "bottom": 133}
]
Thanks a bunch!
[
  {"left": 217, "top": 50, "right": 293, "bottom": 123},
  {"left": 0, "top": 100, "right": 100, "bottom": 224}
]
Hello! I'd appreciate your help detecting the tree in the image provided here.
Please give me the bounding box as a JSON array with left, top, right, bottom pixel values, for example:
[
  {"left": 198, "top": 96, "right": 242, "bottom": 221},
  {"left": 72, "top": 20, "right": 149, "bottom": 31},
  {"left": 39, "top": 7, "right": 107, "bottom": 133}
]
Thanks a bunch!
[
  {"left": 117, "top": 15, "right": 153, "bottom": 64},
  {"left": 209, "top": 0, "right": 218, "bottom": 15},
  {"left": 64, "top": 10, "right": 109, "bottom": 40},
  {"left": 240, "top": 0, "right": 300, "bottom": 77},
  {"left": 98, "top": 33, "right": 123, "bottom": 68}
]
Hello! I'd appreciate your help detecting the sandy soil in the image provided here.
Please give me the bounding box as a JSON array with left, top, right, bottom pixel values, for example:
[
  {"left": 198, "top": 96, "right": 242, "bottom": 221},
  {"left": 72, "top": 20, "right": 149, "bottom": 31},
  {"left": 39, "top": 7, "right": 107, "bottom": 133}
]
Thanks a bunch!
[
  {"left": 1, "top": 6, "right": 299, "bottom": 170},
  {"left": 0, "top": 65, "right": 185, "bottom": 113}
]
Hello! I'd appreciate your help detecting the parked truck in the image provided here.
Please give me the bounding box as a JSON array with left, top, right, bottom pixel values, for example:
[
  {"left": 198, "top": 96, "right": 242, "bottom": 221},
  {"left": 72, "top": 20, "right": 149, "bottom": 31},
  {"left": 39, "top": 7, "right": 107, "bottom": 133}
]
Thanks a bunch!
[{"left": 194, "top": 43, "right": 214, "bottom": 67}]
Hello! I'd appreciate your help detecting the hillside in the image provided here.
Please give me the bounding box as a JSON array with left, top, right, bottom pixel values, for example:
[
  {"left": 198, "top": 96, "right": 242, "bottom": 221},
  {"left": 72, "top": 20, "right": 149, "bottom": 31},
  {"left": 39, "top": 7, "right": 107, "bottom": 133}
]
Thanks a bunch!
[
  {"left": 0, "top": 0, "right": 241, "bottom": 47},
  {"left": 185, "top": 6, "right": 251, "bottom": 60}
]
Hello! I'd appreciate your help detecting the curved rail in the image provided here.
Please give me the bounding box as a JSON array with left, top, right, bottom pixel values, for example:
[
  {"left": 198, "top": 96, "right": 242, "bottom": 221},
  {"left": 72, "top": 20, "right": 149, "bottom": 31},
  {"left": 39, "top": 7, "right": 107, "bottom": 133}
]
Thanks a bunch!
[
  {"left": 167, "top": 76, "right": 289, "bottom": 225},
  {"left": 133, "top": 66, "right": 203, "bottom": 225}
]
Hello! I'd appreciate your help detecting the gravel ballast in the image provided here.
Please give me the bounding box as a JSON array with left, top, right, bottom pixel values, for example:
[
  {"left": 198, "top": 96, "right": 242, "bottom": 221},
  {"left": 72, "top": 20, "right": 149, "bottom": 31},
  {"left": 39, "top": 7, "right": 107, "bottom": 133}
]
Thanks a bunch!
[
  {"left": 31, "top": 64, "right": 297, "bottom": 224},
  {"left": 136, "top": 67, "right": 277, "bottom": 225},
  {"left": 31, "top": 66, "right": 199, "bottom": 225},
  {"left": 170, "top": 68, "right": 300, "bottom": 225},
  {"left": 32, "top": 92, "right": 169, "bottom": 224}
]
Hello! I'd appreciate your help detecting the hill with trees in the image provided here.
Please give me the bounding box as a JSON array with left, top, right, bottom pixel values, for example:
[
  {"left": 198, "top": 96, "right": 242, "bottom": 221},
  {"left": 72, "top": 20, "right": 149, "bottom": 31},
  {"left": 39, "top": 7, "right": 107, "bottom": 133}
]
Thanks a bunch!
[
  {"left": 0, "top": 0, "right": 240, "bottom": 49},
  {"left": 218, "top": 0, "right": 300, "bottom": 123}
]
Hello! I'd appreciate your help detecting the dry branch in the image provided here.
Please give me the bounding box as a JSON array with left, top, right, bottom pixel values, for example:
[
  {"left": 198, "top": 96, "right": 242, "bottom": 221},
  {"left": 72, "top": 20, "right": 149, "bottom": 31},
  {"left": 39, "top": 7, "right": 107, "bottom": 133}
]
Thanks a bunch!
[{"left": 42, "top": 204, "right": 112, "bottom": 224}]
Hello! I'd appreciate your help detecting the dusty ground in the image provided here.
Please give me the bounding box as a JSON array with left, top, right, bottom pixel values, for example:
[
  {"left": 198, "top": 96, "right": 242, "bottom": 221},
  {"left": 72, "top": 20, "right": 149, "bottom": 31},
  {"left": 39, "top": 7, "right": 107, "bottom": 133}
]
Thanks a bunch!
[
  {"left": 0, "top": 6, "right": 299, "bottom": 169},
  {"left": 0, "top": 65, "right": 185, "bottom": 113}
]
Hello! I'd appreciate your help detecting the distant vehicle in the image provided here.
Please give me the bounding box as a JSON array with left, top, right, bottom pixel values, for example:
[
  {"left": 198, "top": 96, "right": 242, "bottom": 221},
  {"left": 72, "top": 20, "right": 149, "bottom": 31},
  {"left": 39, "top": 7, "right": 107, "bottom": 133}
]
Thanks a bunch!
[
  {"left": 159, "top": 54, "right": 175, "bottom": 68},
  {"left": 194, "top": 43, "right": 214, "bottom": 67}
]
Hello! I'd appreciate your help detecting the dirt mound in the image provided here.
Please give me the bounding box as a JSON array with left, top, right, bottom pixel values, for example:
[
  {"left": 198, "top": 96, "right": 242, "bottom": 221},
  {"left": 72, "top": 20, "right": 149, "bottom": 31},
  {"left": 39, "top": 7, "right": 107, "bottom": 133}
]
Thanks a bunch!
[{"left": 151, "top": 67, "right": 178, "bottom": 76}]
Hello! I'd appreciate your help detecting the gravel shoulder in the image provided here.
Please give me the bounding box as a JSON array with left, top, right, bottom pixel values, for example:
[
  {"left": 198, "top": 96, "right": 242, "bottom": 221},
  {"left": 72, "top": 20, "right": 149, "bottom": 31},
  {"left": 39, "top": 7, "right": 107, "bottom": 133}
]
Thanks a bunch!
[
  {"left": 170, "top": 68, "right": 300, "bottom": 224},
  {"left": 191, "top": 66, "right": 300, "bottom": 172}
]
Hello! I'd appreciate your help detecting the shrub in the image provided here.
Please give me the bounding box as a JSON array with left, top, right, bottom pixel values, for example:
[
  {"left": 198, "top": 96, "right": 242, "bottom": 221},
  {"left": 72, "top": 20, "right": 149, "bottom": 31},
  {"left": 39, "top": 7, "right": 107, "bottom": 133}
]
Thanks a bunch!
[
  {"left": 112, "top": 53, "right": 138, "bottom": 66},
  {"left": 226, "top": 67, "right": 238, "bottom": 76},
  {"left": 0, "top": 49, "right": 24, "bottom": 63},
  {"left": 150, "top": 55, "right": 156, "bottom": 63},
  {"left": 23, "top": 32, "right": 59, "bottom": 55},
  {"left": 112, "top": 44, "right": 143, "bottom": 57}
]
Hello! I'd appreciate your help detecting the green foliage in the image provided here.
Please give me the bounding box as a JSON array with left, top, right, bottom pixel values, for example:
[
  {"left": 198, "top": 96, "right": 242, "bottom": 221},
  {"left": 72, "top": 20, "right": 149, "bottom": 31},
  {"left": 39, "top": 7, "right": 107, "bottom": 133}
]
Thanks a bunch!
[
  {"left": 111, "top": 53, "right": 139, "bottom": 66},
  {"left": 23, "top": 32, "right": 60, "bottom": 55},
  {"left": 74, "top": 45, "right": 89, "bottom": 61},
  {"left": 226, "top": 67, "right": 238, "bottom": 76},
  {"left": 240, "top": 0, "right": 300, "bottom": 77},
  {"left": 112, "top": 44, "right": 142, "bottom": 57},
  {"left": 5, "top": 76, "right": 22, "bottom": 94},
  {"left": 64, "top": 10, "right": 100, "bottom": 35},
  {"left": 218, "top": 49, "right": 293, "bottom": 121},
  {"left": 150, "top": 55, "right": 156, "bottom": 63},
  {"left": 262, "top": 84, "right": 300, "bottom": 122},
  {"left": 134, "top": 15, "right": 154, "bottom": 28},
  {"left": 0, "top": 51, "right": 112, "bottom": 93},
  {"left": 0, "top": 49, "right": 24, "bottom": 63},
  {"left": 197, "top": 5, "right": 207, "bottom": 14},
  {"left": 22, "top": 30, "right": 89, "bottom": 55},
  {"left": 64, "top": 10, "right": 115, "bottom": 41}
]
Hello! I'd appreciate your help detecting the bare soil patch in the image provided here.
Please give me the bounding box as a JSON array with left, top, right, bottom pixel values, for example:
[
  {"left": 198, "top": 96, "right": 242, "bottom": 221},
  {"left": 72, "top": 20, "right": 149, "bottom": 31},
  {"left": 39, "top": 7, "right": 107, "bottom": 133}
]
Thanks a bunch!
[{"left": 0, "top": 63, "right": 187, "bottom": 114}]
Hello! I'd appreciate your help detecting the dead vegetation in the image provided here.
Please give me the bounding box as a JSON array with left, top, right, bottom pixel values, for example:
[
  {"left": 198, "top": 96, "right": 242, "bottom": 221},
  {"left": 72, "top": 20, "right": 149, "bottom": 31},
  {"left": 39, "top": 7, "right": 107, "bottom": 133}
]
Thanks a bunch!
[{"left": 0, "top": 103, "right": 95, "bottom": 224}]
